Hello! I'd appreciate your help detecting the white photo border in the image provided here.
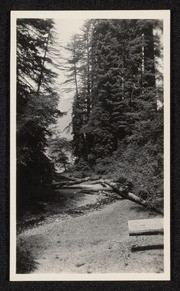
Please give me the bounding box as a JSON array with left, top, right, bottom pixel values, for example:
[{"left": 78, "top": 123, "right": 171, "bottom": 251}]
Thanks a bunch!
[{"left": 10, "top": 10, "right": 170, "bottom": 281}]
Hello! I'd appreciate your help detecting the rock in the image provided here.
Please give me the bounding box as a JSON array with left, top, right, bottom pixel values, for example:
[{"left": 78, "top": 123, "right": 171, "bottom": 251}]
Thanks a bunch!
[{"left": 75, "top": 262, "right": 85, "bottom": 267}]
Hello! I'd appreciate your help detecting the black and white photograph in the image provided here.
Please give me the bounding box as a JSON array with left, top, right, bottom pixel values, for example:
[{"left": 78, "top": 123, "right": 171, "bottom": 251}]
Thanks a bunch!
[{"left": 10, "top": 10, "right": 170, "bottom": 281}]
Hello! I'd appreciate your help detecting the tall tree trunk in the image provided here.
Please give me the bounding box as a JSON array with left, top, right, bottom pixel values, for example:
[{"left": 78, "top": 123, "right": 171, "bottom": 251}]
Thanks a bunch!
[
  {"left": 37, "top": 31, "right": 50, "bottom": 93},
  {"left": 74, "top": 65, "right": 79, "bottom": 97},
  {"left": 85, "top": 30, "right": 92, "bottom": 160},
  {"left": 72, "top": 44, "right": 79, "bottom": 97},
  {"left": 143, "top": 22, "right": 156, "bottom": 88}
]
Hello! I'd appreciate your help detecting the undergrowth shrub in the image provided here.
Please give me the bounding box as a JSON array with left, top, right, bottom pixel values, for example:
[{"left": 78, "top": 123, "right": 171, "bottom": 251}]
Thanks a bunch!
[{"left": 94, "top": 141, "right": 163, "bottom": 209}]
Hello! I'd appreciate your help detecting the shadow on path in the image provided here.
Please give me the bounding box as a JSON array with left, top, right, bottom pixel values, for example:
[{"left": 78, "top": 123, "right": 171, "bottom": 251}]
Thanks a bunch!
[{"left": 16, "top": 244, "right": 38, "bottom": 274}]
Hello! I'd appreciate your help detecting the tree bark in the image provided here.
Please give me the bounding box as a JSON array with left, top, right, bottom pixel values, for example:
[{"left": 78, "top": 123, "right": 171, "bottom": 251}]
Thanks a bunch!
[{"left": 100, "top": 179, "right": 163, "bottom": 215}]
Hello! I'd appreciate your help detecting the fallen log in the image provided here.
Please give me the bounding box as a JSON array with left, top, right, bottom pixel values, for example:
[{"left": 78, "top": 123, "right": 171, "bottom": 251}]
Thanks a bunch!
[
  {"left": 131, "top": 244, "right": 164, "bottom": 252},
  {"left": 100, "top": 190, "right": 125, "bottom": 199},
  {"left": 90, "top": 179, "right": 107, "bottom": 185},
  {"left": 51, "top": 177, "right": 93, "bottom": 189},
  {"left": 64, "top": 178, "right": 108, "bottom": 188},
  {"left": 51, "top": 177, "right": 102, "bottom": 189},
  {"left": 79, "top": 188, "right": 112, "bottom": 193},
  {"left": 61, "top": 176, "right": 91, "bottom": 188},
  {"left": 53, "top": 176, "right": 163, "bottom": 214},
  {"left": 100, "top": 179, "right": 163, "bottom": 215}
]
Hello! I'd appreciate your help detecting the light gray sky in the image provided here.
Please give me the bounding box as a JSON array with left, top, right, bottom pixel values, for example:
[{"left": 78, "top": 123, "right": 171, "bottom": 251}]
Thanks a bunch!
[
  {"left": 54, "top": 19, "right": 85, "bottom": 44},
  {"left": 53, "top": 18, "right": 85, "bottom": 139}
]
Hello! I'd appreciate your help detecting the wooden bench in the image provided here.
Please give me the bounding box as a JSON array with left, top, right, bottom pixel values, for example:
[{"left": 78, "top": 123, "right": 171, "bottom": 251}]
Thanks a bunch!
[{"left": 128, "top": 218, "right": 164, "bottom": 251}]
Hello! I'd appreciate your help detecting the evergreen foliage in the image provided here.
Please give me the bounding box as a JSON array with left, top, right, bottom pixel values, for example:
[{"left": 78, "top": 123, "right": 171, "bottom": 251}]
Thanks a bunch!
[
  {"left": 69, "top": 19, "right": 163, "bottom": 199},
  {"left": 48, "top": 136, "right": 72, "bottom": 172},
  {"left": 17, "top": 18, "right": 61, "bottom": 210}
]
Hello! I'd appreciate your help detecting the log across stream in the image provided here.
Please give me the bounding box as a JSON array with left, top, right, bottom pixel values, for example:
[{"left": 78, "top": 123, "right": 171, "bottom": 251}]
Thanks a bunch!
[{"left": 53, "top": 177, "right": 163, "bottom": 215}]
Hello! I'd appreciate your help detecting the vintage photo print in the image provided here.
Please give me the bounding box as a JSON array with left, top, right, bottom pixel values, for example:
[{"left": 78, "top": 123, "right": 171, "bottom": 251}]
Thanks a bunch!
[{"left": 10, "top": 10, "right": 170, "bottom": 281}]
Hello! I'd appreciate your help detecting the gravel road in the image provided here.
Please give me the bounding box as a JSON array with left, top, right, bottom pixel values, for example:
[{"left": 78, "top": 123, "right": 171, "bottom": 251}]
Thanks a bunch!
[{"left": 17, "top": 190, "right": 163, "bottom": 274}]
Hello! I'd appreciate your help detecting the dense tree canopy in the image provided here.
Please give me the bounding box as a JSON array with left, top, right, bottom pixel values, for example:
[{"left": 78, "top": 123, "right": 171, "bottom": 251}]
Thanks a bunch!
[{"left": 69, "top": 19, "right": 163, "bottom": 162}]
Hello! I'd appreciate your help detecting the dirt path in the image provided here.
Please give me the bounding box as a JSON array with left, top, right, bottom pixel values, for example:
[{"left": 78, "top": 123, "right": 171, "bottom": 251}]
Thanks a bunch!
[{"left": 17, "top": 190, "right": 164, "bottom": 274}]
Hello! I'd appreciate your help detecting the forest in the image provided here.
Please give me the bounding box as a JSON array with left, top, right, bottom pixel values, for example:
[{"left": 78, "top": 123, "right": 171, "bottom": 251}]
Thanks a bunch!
[{"left": 16, "top": 18, "right": 163, "bottom": 217}]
